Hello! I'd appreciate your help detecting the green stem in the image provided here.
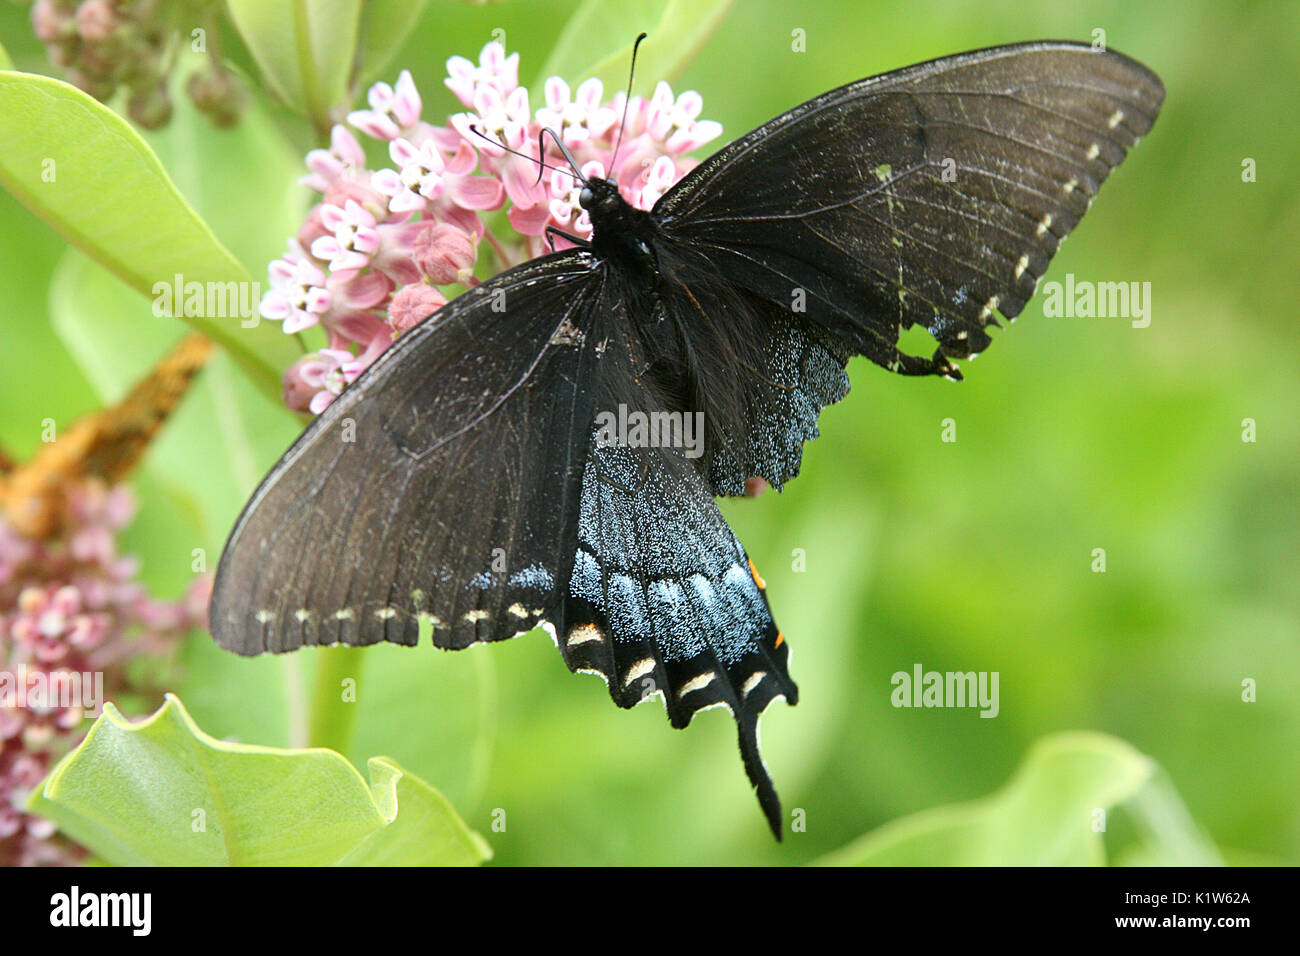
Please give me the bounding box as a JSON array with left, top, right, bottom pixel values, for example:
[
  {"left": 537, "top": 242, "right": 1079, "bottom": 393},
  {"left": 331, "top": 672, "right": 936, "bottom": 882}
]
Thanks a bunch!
[{"left": 307, "top": 645, "right": 367, "bottom": 754}]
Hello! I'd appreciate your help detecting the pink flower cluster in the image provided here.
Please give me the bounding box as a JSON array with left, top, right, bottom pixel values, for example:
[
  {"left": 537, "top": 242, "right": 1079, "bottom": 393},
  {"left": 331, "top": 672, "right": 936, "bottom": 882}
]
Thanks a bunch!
[
  {"left": 0, "top": 480, "right": 208, "bottom": 866},
  {"left": 28, "top": 0, "right": 247, "bottom": 128},
  {"left": 262, "top": 42, "right": 723, "bottom": 415}
]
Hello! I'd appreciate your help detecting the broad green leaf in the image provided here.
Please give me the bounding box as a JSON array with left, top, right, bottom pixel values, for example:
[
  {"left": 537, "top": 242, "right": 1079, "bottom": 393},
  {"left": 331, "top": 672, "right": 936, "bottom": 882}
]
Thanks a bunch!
[
  {"left": 45, "top": 64, "right": 308, "bottom": 542},
  {"left": 338, "top": 757, "right": 492, "bottom": 866},
  {"left": 28, "top": 694, "right": 490, "bottom": 866},
  {"left": 357, "top": 0, "right": 432, "bottom": 85},
  {"left": 817, "top": 733, "right": 1176, "bottom": 866},
  {"left": 538, "top": 0, "right": 735, "bottom": 91},
  {"left": 0, "top": 71, "right": 298, "bottom": 396},
  {"left": 226, "top": 0, "right": 364, "bottom": 126}
]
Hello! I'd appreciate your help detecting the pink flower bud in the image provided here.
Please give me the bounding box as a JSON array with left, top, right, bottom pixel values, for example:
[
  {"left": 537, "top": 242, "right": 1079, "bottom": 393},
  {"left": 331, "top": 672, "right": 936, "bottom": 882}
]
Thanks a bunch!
[
  {"left": 75, "top": 0, "right": 119, "bottom": 43},
  {"left": 296, "top": 206, "right": 331, "bottom": 255},
  {"left": 283, "top": 355, "right": 323, "bottom": 412},
  {"left": 389, "top": 283, "right": 447, "bottom": 334},
  {"left": 413, "top": 223, "right": 477, "bottom": 285},
  {"left": 31, "top": 0, "right": 72, "bottom": 43}
]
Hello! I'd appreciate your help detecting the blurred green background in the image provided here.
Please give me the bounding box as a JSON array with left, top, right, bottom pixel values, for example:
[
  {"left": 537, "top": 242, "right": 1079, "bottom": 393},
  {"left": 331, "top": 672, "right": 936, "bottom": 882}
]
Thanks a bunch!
[{"left": 2, "top": 0, "right": 1296, "bottom": 865}]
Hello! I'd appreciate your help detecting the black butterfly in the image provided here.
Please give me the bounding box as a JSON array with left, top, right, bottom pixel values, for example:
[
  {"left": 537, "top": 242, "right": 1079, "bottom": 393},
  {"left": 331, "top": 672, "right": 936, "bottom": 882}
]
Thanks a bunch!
[{"left": 210, "top": 41, "right": 1164, "bottom": 839}]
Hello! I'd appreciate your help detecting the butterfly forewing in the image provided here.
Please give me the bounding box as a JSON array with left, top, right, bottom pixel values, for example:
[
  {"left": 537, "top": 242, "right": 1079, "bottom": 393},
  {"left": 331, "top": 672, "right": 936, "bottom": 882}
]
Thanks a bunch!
[
  {"left": 655, "top": 42, "right": 1165, "bottom": 373},
  {"left": 210, "top": 251, "right": 606, "bottom": 655}
]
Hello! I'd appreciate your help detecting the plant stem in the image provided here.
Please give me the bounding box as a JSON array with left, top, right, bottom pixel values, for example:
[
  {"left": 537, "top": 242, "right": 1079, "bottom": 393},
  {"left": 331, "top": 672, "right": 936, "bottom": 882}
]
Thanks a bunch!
[{"left": 307, "top": 645, "right": 367, "bottom": 754}]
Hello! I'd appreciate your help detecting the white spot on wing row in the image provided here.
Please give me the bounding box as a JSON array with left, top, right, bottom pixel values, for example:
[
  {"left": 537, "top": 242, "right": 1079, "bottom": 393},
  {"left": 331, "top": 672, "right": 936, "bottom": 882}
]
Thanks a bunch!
[
  {"left": 566, "top": 623, "right": 602, "bottom": 648},
  {"left": 678, "top": 671, "right": 717, "bottom": 698},
  {"left": 623, "top": 657, "right": 656, "bottom": 689}
]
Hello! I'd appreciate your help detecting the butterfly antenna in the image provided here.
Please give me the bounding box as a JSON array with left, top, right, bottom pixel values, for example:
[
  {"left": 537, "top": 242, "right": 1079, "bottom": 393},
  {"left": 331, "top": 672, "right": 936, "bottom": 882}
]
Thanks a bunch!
[
  {"left": 537, "top": 127, "right": 590, "bottom": 187},
  {"left": 467, "top": 124, "right": 570, "bottom": 179},
  {"left": 608, "top": 32, "right": 648, "bottom": 180}
]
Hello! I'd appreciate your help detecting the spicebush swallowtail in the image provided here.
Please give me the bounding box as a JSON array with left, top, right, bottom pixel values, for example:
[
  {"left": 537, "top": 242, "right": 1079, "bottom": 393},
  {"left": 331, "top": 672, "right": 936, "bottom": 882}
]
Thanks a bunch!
[{"left": 210, "top": 41, "right": 1165, "bottom": 839}]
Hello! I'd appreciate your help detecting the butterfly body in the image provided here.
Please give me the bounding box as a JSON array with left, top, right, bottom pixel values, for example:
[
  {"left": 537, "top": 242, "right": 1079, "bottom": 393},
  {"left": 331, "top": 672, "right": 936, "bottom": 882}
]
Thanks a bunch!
[
  {"left": 581, "top": 176, "right": 661, "bottom": 270},
  {"left": 211, "top": 42, "right": 1164, "bottom": 839}
]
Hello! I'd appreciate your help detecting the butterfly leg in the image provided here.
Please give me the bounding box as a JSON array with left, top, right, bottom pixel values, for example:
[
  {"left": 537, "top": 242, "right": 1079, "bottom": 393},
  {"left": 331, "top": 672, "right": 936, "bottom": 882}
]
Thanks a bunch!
[{"left": 545, "top": 225, "right": 591, "bottom": 252}]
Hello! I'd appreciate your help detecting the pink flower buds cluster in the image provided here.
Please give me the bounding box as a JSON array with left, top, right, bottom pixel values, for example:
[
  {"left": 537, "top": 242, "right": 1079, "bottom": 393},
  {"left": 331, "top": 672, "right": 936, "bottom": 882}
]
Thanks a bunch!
[
  {"left": 26, "top": 0, "right": 247, "bottom": 128},
  {"left": 0, "top": 480, "right": 207, "bottom": 866},
  {"left": 264, "top": 42, "right": 722, "bottom": 416}
]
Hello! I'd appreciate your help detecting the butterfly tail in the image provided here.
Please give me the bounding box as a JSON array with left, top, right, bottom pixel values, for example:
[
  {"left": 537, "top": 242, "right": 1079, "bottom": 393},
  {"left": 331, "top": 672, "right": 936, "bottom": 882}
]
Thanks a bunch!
[{"left": 737, "top": 708, "right": 784, "bottom": 841}]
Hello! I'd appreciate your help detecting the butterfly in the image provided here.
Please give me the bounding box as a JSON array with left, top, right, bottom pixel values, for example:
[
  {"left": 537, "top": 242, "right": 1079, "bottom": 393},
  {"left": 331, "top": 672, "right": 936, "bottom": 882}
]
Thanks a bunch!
[{"left": 210, "top": 41, "right": 1164, "bottom": 839}]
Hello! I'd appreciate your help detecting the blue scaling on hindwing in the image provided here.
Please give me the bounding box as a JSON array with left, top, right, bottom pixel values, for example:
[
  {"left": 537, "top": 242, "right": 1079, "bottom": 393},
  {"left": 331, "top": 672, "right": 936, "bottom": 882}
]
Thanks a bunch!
[
  {"left": 708, "top": 316, "right": 850, "bottom": 496},
  {"left": 559, "top": 434, "right": 796, "bottom": 836},
  {"left": 569, "top": 441, "right": 773, "bottom": 672}
]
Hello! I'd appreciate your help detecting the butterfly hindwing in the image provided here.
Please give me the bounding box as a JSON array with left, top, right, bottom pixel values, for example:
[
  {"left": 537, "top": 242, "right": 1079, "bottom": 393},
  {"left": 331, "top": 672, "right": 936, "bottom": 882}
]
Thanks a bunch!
[
  {"left": 561, "top": 437, "right": 796, "bottom": 837},
  {"left": 654, "top": 42, "right": 1165, "bottom": 374},
  {"left": 701, "top": 295, "right": 852, "bottom": 497},
  {"left": 210, "top": 251, "right": 607, "bottom": 655}
]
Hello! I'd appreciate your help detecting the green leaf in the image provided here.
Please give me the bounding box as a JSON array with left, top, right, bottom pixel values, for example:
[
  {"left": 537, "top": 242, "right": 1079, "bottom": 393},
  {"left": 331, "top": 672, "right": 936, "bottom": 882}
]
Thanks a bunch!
[
  {"left": 337, "top": 757, "right": 492, "bottom": 866},
  {"left": 28, "top": 694, "right": 490, "bottom": 866},
  {"left": 226, "top": 0, "right": 364, "bottom": 127},
  {"left": 0, "top": 39, "right": 12, "bottom": 71},
  {"left": 538, "top": 0, "right": 735, "bottom": 91},
  {"left": 816, "top": 732, "right": 1211, "bottom": 866},
  {"left": 357, "top": 0, "right": 432, "bottom": 85},
  {"left": 0, "top": 70, "right": 298, "bottom": 396}
]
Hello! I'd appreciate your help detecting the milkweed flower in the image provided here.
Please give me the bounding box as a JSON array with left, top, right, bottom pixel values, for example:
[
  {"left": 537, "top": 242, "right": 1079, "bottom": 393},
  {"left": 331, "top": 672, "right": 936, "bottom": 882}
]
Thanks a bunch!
[
  {"left": 260, "top": 41, "right": 722, "bottom": 415},
  {"left": 1, "top": 480, "right": 206, "bottom": 866},
  {"left": 346, "top": 69, "right": 423, "bottom": 140}
]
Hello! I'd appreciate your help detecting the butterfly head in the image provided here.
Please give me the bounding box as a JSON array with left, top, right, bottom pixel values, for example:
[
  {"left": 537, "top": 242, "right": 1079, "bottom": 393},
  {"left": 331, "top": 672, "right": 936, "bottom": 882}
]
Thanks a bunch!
[{"left": 578, "top": 176, "right": 622, "bottom": 216}]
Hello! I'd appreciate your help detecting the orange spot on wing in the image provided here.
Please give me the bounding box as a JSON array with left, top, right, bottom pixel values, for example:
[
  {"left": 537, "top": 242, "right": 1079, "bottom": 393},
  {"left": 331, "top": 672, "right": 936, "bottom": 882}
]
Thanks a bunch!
[
  {"left": 748, "top": 557, "right": 766, "bottom": 590},
  {"left": 774, "top": 632, "right": 784, "bottom": 648}
]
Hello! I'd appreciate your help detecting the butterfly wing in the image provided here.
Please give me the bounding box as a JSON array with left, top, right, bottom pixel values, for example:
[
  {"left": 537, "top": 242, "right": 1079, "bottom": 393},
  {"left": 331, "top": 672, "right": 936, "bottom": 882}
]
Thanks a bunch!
[
  {"left": 210, "top": 251, "right": 608, "bottom": 655},
  {"left": 654, "top": 41, "right": 1165, "bottom": 376},
  {"left": 561, "top": 436, "right": 795, "bottom": 837}
]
